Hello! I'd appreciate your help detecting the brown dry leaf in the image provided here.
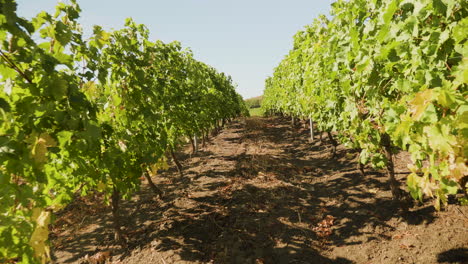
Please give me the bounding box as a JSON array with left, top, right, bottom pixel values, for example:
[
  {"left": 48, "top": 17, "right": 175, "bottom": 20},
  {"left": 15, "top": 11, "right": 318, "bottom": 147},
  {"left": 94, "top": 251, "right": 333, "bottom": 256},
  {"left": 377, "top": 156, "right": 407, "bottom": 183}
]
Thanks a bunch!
[
  {"left": 313, "top": 215, "right": 336, "bottom": 238},
  {"left": 84, "top": 251, "right": 111, "bottom": 264},
  {"left": 399, "top": 244, "right": 415, "bottom": 249},
  {"left": 322, "top": 215, "right": 335, "bottom": 227},
  {"left": 319, "top": 207, "right": 329, "bottom": 214},
  {"left": 392, "top": 231, "right": 412, "bottom": 240}
]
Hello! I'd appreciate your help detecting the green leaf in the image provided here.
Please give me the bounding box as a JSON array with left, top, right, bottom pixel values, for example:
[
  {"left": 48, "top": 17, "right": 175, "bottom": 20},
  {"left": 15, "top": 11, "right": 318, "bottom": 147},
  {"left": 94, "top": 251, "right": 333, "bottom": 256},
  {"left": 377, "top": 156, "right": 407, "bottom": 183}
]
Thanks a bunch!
[
  {"left": 54, "top": 21, "right": 72, "bottom": 46},
  {"left": 57, "top": 131, "right": 73, "bottom": 148},
  {"left": 420, "top": 103, "right": 438, "bottom": 123},
  {"left": 50, "top": 76, "right": 68, "bottom": 99},
  {"left": 453, "top": 17, "right": 468, "bottom": 43},
  {"left": 382, "top": 0, "right": 399, "bottom": 24},
  {"left": 440, "top": 178, "right": 458, "bottom": 194},
  {"left": 437, "top": 89, "right": 456, "bottom": 109},
  {"left": 424, "top": 125, "right": 453, "bottom": 155},
  {"left": 432, "top": 0, "right": 447, "bottom": 15}
]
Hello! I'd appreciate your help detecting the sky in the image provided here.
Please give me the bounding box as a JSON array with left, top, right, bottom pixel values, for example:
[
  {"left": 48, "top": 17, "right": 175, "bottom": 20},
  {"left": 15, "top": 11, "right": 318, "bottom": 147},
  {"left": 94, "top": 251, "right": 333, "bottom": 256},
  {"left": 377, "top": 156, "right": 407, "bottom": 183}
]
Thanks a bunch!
[{"left": 16, "top": 0, "right": 332, "bottom": 99}]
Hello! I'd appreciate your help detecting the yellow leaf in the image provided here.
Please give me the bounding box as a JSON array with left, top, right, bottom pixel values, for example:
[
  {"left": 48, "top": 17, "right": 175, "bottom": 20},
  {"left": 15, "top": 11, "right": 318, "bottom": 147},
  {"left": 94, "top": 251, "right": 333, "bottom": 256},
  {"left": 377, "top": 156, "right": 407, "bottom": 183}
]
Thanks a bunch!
[
  {"left": 118, "top": 140, "right": 127, "bottom": 152},
  {"left": 449, "top": 156, "right": 468, "bottom": 181},
  {"left": 420, "top": 177, "right": 435, "bottom": 198},
  {"left": 148, "top": 163, "right": 158, "bottom": 177},
  {"left": 423, "top": 125, "right": 455, "bottom": 156},
  {"left": 407, "top": 164, "right": 419, "bottom": 174},
  {"left": 97, "top": 182, "right": 107, "bottom": 192},
  {"left": 31, "top": 133, "right": 57, "bottom": 164},
  {"left": 29, "top": 208, "right": 51, "bottom": 264},
  {"left": 160, "top": 158, "right": 169, "bottom": 170},
  {"left": 409, "top": 89, "right": 435, "bottom": 120},
  {"left": 147, "top": 157, "right": 169, "bottom": 176}
]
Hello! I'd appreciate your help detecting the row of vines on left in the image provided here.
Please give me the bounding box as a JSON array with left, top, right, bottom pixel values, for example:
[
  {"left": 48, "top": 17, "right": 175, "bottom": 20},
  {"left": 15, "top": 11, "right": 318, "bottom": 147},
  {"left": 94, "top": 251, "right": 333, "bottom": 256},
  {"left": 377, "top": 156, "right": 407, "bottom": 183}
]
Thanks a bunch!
[{"left": 0, "top": 1, "right": 248, "bottom": 263}]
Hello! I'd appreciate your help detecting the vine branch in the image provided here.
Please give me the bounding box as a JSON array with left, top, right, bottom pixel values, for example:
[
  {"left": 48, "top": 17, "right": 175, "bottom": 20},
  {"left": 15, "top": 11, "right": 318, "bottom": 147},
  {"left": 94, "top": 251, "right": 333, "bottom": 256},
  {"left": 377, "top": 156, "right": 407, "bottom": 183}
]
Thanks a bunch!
[{"left": 0, "top": 49, "right": 33, "bottom": 84}]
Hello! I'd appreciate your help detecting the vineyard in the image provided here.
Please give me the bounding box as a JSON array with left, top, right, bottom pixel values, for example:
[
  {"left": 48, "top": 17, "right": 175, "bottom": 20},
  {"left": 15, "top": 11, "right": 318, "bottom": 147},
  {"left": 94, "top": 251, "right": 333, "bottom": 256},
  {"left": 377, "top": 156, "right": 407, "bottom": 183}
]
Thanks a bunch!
[
  {"left": 0, "top": 0, "right": 467, "bottom": 263},
  {"left": 37, "top": 117, "right": 468, "bottom": 263}
]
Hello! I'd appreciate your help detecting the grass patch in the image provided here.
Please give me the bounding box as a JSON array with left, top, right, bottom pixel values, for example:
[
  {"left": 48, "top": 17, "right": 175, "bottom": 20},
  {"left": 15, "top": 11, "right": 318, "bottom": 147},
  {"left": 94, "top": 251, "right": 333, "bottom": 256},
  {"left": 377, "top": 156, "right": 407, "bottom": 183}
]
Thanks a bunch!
[{"left": 249, "top": 107, "right": 264, "bottom": 116}]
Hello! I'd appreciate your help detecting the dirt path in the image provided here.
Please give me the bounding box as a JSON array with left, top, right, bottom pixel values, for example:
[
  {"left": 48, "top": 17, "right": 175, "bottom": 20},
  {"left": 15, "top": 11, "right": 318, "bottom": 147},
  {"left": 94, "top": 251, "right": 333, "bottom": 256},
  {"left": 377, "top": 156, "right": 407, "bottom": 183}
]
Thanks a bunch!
[{"left": 52, "top": 117, "right": 468, "bottom": 264}]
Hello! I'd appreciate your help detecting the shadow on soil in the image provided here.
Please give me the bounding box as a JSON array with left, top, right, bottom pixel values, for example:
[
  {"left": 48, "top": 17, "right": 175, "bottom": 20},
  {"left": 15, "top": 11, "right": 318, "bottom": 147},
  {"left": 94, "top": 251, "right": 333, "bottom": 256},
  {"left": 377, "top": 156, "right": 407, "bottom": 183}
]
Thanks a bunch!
[{"left": 437, "top": 248, "right": 468, "bottom": 263}]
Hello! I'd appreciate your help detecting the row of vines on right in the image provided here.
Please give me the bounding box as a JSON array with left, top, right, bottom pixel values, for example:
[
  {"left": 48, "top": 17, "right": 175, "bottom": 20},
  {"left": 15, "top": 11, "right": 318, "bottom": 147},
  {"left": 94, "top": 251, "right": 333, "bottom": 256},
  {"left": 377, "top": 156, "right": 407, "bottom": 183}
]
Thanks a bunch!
[{"left": 262, "top": 0, "right": 467, "bottom": 209}]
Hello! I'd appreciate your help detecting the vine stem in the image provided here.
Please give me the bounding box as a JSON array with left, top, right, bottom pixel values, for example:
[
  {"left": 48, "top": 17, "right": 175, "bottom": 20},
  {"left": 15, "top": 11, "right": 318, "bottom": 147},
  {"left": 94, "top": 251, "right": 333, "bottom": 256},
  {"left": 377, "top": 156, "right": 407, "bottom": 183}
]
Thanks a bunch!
[
  {"left": 144, "top": 171, "right": 164, "bottom": 198},
  {"left": 0, "top": 49, "right": 33, "bottom": 84},
  {"left": 445, "top": 62, "right": 452, "bottom": 71},
  {"left": 111, "top": 187, "right": 123, "bottom": 242},
  {"left": 170, "top": 147, "right": 183, "bottom": 177}
]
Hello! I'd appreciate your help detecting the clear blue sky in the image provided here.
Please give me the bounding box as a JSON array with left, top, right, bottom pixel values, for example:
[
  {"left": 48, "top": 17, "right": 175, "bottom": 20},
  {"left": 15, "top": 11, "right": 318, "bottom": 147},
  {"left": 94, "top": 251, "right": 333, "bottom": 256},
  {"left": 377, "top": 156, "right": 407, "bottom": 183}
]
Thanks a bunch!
[{"left": 16, "top": 0, "right": 332, "bottom": 99}]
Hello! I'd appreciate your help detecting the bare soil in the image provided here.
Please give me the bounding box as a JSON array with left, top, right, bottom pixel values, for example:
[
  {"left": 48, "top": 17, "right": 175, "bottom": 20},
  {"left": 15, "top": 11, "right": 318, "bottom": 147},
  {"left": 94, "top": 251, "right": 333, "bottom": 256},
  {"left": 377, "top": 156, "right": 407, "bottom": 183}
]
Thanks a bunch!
[{"left": 51, "top": 116, "right": 468, "bottom": 264}]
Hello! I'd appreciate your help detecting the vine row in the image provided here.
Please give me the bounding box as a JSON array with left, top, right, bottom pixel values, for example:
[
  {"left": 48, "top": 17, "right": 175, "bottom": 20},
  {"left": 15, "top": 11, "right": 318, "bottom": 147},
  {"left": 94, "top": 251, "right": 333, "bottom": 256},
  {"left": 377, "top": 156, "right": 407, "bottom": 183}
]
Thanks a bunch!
[
  {"left": 0, "top": 1, "right": 248, "bottom": 263},
  {"left": 263, "top": 0, "right": 467, "bottom": 210}
]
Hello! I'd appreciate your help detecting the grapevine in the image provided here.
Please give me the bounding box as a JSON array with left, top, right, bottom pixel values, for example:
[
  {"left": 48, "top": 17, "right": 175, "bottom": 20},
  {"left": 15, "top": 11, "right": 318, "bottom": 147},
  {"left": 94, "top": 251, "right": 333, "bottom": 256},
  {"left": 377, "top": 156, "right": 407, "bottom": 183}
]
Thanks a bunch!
[
  {"left": 0, "top": 1, "right": 248, "bottom": 263},
  {"left": 263, "top": 0, "right": 467, "bottom": 210}
]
